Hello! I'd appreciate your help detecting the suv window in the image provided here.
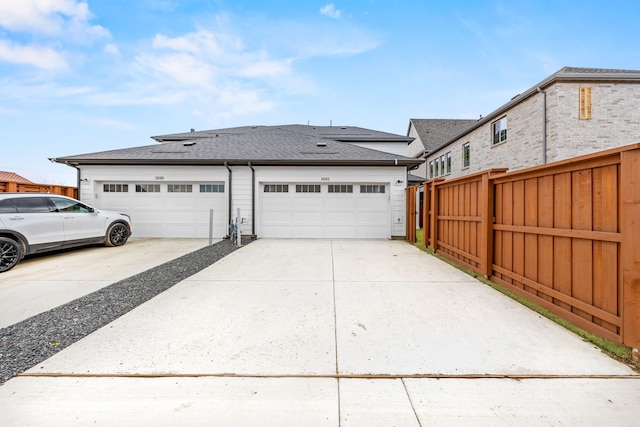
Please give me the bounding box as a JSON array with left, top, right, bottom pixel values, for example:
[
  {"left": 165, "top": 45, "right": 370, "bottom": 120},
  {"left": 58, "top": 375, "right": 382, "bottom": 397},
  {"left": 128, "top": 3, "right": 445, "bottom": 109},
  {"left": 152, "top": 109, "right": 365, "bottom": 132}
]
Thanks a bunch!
[
  {"left": 0, "top": 199, "right": 17, "bottom": 213},
  {"left": 13, "top": 197, "right": 54, "bottom": 213},
  {"left": 50, "top": 197, "right": 92, "bottom": 213}
]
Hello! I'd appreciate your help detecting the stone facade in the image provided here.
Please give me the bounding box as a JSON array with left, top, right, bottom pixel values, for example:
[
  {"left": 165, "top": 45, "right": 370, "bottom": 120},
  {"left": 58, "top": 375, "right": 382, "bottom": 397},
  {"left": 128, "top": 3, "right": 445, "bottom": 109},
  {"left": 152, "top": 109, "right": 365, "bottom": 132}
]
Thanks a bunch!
[{"left": 424, "top": 68, "right": 640, "bottom": 179}]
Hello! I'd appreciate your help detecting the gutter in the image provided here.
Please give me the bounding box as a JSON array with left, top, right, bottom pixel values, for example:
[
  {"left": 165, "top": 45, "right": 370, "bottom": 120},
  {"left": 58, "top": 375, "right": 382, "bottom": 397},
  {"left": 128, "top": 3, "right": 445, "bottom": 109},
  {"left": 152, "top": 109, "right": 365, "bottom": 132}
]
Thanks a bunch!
[
  {"left": 248, "top": 162, "right": 256, "bottom": 237},
  {"left": 224, "top": 161, "right": 232, "bottom": 230}
]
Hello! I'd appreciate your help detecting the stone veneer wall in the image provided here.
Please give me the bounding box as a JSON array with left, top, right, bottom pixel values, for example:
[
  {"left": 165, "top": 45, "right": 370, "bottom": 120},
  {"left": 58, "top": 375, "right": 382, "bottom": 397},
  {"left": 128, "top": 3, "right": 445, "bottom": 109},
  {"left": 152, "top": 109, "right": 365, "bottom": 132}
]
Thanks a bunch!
[{"left": 427, "top": 81, "right": 640, "bottom": 179}]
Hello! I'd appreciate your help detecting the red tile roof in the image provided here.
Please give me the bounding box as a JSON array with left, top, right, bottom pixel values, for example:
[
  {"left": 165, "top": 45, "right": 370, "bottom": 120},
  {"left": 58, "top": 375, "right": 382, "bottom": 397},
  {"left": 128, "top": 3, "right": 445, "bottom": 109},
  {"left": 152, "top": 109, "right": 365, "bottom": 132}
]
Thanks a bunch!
[{"left": 0, "top": 171, "right": 34, "bottom": 184}]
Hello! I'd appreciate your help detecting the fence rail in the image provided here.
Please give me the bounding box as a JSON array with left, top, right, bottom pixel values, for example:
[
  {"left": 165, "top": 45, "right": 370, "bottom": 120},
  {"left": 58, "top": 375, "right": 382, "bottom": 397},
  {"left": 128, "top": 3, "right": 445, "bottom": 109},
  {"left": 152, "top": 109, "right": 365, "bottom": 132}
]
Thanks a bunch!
[
  {"left": 0, "top": 181, "right": 77, "bottom": 198},
  {"left": 411, "top": 143, "right": 640, "bottom": 350}
]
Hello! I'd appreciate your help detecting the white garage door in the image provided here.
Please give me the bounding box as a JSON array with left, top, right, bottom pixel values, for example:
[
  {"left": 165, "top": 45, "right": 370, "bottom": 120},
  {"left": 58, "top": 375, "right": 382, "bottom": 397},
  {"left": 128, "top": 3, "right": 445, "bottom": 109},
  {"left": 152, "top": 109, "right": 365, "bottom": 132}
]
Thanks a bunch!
[
  {"left": 97, "top": 182, "right": 227, "bottom": 238},
  {"left": 260, "top": 183, "right": 390, "bottom": 238}
]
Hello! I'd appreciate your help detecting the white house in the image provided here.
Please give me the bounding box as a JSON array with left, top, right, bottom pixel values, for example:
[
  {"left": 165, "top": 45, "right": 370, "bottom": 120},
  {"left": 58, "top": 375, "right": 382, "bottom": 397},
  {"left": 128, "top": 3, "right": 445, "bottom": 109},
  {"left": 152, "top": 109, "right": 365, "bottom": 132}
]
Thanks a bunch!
[{"left": 52, "top": 125, "right": 421, "bottom": 239}]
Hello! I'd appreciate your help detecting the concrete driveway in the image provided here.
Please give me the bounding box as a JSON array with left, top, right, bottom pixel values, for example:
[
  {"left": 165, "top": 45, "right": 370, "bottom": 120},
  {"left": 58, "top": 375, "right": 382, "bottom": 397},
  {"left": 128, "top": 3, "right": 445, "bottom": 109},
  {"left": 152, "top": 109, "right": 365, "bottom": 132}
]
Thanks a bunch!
[
  {"left": 0, "top": 238, "right": 211, "bottom": 328},
  {"left": 1, "top": 239, "right": 639, "bottom": 425}
]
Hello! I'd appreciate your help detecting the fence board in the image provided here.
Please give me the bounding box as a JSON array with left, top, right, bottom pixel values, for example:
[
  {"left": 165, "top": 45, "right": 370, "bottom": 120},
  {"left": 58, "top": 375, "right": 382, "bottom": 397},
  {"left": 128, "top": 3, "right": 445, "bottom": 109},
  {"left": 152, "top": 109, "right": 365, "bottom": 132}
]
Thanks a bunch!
[{"left": 571, "top": 169, "right": 594, "bottom": 322}]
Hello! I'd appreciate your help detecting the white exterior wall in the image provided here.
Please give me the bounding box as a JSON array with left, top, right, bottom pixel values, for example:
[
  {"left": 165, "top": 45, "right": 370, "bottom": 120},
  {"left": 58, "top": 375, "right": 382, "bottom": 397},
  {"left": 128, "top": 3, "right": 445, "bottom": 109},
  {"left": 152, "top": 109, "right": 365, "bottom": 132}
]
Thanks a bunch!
[
  {"left": 349, "top": 142, "right": 408, "bottom": 157},
  {"left": 74, "top": 164, "right": 408, "bottom": 238},
  {"left": 77, "top": 164, "right": 228, "bottom": 210},
  {"left": 228, "top": 166, "right": 254, "bottom": 235},
  {"left": 254, "top": 166, "right": 408, "bottom": 237},
  {"left": 407, "top": 123, "right": 427, "bottom": 178}
]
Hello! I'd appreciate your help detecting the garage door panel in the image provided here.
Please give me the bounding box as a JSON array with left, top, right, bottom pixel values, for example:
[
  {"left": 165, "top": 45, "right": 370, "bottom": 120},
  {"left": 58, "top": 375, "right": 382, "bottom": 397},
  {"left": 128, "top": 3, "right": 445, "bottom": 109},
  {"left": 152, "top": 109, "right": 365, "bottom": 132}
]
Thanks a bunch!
[
  {"left": 97, "top": 182, "right": 227, "bottom": 238},
  {"left": 261, "top": 182, "right": 389, "bottom": 239},
  {"left": 325, "top": 197, "right": 356, "bottom": 209}
]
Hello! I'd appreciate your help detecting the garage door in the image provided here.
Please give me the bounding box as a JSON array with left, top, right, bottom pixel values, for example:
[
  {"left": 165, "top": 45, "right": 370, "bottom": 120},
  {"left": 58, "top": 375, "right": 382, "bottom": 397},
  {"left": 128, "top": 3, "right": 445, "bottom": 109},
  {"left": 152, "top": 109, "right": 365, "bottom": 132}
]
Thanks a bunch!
[
  {"left": 260, "top": 183, "right": 389, "bottom": 238},
  {"left": 97, "top": 182, "right": 227, "bottom": 238}
]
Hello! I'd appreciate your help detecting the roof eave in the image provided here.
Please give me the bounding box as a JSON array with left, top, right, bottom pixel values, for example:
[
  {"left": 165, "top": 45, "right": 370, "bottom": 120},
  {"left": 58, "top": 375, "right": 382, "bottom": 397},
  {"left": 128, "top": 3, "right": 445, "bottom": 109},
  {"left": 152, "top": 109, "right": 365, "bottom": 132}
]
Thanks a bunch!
[{"left": 52, "top": 158, "right": 423, "bottom": 168}]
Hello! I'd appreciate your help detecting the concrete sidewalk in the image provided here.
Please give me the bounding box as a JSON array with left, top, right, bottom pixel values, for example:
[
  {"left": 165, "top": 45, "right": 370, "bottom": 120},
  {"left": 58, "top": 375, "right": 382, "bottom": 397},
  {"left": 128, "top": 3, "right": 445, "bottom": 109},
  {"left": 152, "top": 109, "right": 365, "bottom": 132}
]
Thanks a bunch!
[{"left": 1, "top": 239, "right": 638, "bottom": 425}]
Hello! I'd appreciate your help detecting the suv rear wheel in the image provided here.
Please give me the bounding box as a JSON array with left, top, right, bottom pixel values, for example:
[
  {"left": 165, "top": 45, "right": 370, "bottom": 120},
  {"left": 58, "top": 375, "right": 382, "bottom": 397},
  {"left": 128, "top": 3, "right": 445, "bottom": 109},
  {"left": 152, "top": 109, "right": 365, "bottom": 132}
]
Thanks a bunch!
[{"left": 0, "top": 237, "right": 23, "bottom": 273}]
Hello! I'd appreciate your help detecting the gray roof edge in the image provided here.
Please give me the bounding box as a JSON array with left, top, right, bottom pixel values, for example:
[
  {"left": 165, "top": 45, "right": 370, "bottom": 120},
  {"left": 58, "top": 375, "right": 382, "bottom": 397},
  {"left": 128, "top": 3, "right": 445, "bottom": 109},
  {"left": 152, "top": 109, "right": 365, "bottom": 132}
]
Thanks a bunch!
[
  {"left": 426, "top": 66, "right": 640, "bottom": 155},
  {"left": 52, "top": 157, "right": 423, "bottom": 168}
]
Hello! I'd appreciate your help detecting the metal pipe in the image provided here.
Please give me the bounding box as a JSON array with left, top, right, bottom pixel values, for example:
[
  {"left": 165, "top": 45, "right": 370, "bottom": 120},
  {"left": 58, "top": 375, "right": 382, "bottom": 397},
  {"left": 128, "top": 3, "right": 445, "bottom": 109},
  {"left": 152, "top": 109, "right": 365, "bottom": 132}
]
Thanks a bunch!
[
  {"left": 224, "top": 162, "right": 232, "bottom": 232},
  {"left": 248, "top": 162, "right": 256, "bottom": 237},
  {"left": 537, "top": 87, "right": 547, "bottom": 164}
]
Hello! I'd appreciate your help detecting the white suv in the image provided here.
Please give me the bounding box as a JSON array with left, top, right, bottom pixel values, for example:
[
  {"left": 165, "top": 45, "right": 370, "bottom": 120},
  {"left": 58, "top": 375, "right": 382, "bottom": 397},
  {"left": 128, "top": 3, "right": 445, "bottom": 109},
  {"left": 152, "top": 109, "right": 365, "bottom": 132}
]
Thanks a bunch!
[{"left": 0, "top": 193, "right": 132, "bottom": 272}]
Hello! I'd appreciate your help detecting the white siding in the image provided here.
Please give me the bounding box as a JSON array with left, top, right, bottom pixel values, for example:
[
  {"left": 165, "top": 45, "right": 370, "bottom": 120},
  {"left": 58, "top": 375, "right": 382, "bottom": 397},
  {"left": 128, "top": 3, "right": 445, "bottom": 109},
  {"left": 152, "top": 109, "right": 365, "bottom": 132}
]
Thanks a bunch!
[
  {"left": 229, "top": 166, "right": 254, "bottom": 236},
  {"left": 348, "top": 142, "right": 408, "bottom": 157}
]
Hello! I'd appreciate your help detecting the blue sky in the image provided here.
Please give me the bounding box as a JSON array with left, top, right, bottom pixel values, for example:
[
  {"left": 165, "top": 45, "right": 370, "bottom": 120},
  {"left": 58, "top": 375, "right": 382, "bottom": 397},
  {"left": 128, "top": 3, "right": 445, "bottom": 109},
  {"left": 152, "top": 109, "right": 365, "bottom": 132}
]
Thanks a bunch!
[{"left": 1, "top": 0, "right": 639, "bottom": 185}]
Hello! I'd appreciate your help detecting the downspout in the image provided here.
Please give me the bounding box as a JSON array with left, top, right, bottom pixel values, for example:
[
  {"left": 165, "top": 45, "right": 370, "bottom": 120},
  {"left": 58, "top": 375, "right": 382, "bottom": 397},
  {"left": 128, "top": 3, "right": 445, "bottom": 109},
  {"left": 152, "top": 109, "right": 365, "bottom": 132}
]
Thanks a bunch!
[
  {"left": 537, "top": 87, "right": 547, "bottom": 164},
  {"left": 248, "top": 162, "right": 256, "bottom": 237},
  {"left": 224, "top": 162, "right": 232, "bottom": 233}
]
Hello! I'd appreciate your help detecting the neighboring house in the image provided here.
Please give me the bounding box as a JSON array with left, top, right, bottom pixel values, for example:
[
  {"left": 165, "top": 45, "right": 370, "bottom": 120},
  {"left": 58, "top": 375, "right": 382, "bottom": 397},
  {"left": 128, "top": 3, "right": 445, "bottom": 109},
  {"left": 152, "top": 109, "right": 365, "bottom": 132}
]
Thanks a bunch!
[
  {"left": 407, "top": 119, "right": 477, "bottom": 179},
  {"left": 0, "top": 171, "right": 33, "bottom": 184},
  {"left": 424, "top": 67, "right": 640, "bottom": 179},
  {"left": 52, "top": 125, "right": 421, "bottom": 239}
]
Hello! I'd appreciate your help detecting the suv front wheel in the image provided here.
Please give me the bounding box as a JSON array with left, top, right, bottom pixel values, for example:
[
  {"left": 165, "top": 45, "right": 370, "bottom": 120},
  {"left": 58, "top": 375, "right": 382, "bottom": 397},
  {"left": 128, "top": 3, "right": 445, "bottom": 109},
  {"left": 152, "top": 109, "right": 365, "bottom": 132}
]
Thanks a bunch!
[
  {"left": 105, "top": 222, "right": 130, "bottom": 247},
  {"left": 0, "top": 237, "right": 23, "bottom": 273}
]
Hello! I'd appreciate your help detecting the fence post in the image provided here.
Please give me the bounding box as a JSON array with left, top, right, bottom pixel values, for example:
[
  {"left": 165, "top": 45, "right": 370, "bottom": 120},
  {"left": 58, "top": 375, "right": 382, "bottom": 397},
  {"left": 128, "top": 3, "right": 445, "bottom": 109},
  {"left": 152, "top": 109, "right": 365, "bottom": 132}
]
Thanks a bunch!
[
  {"left": 422, "top": 181, "right": 429, "bottom": 248},
  {"left": 429, "top": 180, "right": 439, "bottom": 251},
  {"left": 620, "top": 148, "right": 640, "bottom": 354},
  {"left": 479, "top": 171, "right": 494, "bottom": 277}
]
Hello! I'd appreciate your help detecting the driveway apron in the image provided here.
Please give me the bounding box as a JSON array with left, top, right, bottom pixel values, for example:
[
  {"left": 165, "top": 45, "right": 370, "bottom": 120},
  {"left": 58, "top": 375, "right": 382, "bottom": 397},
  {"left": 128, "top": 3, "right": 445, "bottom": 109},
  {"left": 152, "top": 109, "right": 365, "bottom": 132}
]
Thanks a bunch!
[{"left": 1, "top": 239, "right": 638, "bottom": 426}]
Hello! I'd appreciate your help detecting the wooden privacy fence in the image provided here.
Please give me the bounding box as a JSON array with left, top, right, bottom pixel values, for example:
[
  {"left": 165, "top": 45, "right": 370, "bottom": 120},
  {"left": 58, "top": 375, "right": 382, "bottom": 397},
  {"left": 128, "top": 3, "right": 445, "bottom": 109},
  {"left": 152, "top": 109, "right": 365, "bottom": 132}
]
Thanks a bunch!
[
  {"left": 0, "top": 181, "right": 77, "bottom": 198},
  {"left": 412, "top": 143, "right": 640, "bottom": 350}
]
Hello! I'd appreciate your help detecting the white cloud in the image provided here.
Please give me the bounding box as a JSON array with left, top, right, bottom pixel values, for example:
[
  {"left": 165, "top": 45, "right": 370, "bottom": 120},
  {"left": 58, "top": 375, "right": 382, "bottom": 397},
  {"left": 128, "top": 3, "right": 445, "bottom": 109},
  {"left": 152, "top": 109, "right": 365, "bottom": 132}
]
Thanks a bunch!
[
  {"left": 0, "top": 39, "right": 69, "bottom": 70},
  {"left": 320, "top": 3, "right": 341, "bottom": 19},
  {"left": 104, "top": 43, "right": 120, "bottom": 57},
  {"left": 0, "top": 0, "right": 109, "bottom": 40}
]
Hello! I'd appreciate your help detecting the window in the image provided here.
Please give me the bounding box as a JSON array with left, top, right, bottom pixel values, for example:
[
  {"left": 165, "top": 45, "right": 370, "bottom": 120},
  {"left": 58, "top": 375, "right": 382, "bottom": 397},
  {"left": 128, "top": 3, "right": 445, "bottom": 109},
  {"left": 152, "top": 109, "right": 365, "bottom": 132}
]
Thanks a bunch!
[
  {"left": 463, "top": 142, "right": 470, "bottom": 168},
  {"left": 492, "top": 116, "right": 508, "bottom": 144},
  {"left": 360, "top": 185, "right": 385, "bottom": 194},
  {"left": 429, "top": 161, "right": 434, "bottom": 179},
  {"left": 264, "top": 184, "right": 289, "bottom": 193},
  {"left": 446, "top": 152, "right": 452, "bottom": 174},
  {"left": 435, "top": 158, "right": 440, "bottom": 176},
  {"left": 136, "top": 184, "right": 161, "bottom": 193},
  {"left": 167, "top": 184, "right": 192, "bottom": 193},
  {"left": 579, "top": 87, "right": 592, "bottom": 119},
  {"left": 296, "top": 184, "right": 321, "bottom": 193},
  {"left": 13, "top": 197, "right": 53, "bottom": 213},
  {"left": 103, "top": 184, "right": 128, "bottom": 192},
  {"left": 0, "top": 199, "right": 17, "bottom": 213},
  {"left": 440, "top": 155, "right": 446, "bottom": 175},
  {"left": 51, "top": 197, "right": 91, "bottom": 213},
  {"left": 200, "top": 184, "right": 225, "bottom": 193},
  {"left": 328, "top": 184, "right": 353, "bottom": 193}
]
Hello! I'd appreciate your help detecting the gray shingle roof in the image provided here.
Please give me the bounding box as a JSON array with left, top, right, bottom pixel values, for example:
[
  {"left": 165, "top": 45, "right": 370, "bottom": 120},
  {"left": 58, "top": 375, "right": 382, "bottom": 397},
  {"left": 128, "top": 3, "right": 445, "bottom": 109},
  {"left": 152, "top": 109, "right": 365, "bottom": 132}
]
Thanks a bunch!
[
  {"left": 152, "top": 124, "right": 414, "bottom": 144},
  {"left": 54, "top": 127, "right": 422, "bottom": 168},
  {"left": 409, "top": 119, "right": 477, "bottom": 153}
]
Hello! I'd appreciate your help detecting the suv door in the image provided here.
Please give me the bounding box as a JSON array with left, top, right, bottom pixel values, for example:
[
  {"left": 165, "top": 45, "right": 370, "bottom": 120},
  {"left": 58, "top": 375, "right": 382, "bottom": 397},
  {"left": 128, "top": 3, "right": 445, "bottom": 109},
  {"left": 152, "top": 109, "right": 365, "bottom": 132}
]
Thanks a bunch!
[
  {"left": 8, "top": 197, "right": 65, "bottom": 246},
  {"left": 49, "top": 197, "right": 105, "bottom": 242}
]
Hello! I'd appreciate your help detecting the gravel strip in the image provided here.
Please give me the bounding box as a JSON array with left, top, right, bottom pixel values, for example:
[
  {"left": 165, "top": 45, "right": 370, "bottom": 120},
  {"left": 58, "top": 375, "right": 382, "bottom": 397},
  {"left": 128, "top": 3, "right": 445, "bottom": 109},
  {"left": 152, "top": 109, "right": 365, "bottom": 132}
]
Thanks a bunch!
[{"left": 0, "top": 238, "right": 251, "bottom": 385}]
